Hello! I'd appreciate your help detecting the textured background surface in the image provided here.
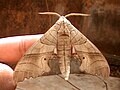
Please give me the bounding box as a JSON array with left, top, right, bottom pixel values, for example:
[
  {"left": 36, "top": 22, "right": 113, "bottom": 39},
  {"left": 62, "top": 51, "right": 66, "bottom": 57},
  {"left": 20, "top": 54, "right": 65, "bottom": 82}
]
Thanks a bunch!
[{"left": 16, "top": 74, "right": 120, "bottom": 90}]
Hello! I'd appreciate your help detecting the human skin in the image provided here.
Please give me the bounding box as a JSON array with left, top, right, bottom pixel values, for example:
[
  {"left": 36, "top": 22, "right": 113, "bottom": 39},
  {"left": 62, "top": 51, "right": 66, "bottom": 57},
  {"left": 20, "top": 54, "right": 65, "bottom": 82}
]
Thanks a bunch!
[{"left": 0, "top": 34, "right": 43, "bottom": 90}]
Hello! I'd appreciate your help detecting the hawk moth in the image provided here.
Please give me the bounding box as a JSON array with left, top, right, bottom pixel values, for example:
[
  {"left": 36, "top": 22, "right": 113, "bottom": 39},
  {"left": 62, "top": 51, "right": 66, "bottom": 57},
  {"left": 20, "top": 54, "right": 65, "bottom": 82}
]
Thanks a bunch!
[{"left": 13, "top": 12, "right": 110, "bottom": 84}]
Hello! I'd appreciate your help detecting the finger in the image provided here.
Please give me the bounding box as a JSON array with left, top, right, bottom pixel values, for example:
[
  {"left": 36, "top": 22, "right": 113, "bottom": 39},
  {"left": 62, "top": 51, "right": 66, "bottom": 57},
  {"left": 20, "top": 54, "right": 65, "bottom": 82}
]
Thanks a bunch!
[
  {"left": 0, "top": 63, "right": 16, "bottom": 90},
  {"left": 0, "top": 34, "right": 43, "bottom": 64}
]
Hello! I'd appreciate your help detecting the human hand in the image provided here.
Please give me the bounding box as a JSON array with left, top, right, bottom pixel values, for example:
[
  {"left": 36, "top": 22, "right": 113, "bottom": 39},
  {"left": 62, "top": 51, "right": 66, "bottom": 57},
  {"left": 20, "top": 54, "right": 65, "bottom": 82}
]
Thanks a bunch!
[{"left": 0, "top": 34, "right": 43, "bottom": 90}]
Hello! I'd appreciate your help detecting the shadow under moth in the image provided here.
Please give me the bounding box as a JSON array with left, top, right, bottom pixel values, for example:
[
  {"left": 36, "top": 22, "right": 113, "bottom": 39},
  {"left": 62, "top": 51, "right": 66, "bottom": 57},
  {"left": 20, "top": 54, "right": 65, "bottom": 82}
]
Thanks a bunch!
[{"left": 13, "top": 12, "right": 110, "bottom": 84}]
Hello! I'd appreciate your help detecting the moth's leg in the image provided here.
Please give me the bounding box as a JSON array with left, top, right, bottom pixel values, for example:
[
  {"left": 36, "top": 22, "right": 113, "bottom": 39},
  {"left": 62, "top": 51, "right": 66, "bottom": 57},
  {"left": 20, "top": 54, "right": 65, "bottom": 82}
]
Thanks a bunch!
[
  {"left": 53, "top": 48, "right": 57, "bottom": 54},
  {"left": 71, "top": 47, "right": 81, "bottom": 62}
]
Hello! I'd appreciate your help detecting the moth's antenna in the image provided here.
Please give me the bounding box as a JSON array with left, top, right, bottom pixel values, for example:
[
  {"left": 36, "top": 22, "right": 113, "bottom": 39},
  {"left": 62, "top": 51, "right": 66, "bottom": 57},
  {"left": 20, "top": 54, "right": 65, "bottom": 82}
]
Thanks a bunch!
[
  {"left": 39, "top": 12, "right": 90, "bottom": 18},
  {"left": 39, "top": 12, "right": 61, "bottom": 17},
  {"left": 65, "top": 13, "right": 90, "bottom": 18}
]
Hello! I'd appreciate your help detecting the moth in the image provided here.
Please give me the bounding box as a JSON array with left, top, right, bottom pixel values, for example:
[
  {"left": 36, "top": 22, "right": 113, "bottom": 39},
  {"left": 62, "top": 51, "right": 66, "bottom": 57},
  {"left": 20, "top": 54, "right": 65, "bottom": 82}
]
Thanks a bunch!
[{"left": 13, "top": 12, "right": 110, "bottom": 84}]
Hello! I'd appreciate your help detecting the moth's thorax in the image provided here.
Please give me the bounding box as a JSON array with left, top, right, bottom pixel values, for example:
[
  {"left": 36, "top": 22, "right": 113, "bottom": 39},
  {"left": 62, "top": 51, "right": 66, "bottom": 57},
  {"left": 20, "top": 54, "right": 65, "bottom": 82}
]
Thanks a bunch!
[
  {"left": 57, "top": 16, "right": 71, "bottom": 57},
  {"left": 57, "top": 16, "right": 70, "bottom": 23},
  {"left": 57, "top": 16, "right": 71, "bottom": 37}
]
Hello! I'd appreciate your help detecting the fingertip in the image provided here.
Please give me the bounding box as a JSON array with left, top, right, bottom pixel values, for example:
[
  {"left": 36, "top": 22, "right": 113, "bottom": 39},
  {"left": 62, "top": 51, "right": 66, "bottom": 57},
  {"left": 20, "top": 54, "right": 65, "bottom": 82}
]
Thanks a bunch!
[{"left": 0, "top": 63, "right": 16, "bottom": 90}]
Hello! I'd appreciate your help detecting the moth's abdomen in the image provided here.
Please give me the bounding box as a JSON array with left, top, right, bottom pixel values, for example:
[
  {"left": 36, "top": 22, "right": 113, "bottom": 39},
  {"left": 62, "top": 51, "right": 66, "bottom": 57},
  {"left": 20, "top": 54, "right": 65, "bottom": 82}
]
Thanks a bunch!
[
  {"left": 59, "top": 56, "right": 70, "bottom": 80},
  {"left": 57, "top": 35, "right": 71, "bottom": 80}
]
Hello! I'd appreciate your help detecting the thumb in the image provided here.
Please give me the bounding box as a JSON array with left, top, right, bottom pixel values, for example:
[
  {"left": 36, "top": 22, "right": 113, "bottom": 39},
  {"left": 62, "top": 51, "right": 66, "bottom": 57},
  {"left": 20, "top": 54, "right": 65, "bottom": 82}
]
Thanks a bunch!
[{"left": 0, "top": 63, "right": 16, "bottom": 90}]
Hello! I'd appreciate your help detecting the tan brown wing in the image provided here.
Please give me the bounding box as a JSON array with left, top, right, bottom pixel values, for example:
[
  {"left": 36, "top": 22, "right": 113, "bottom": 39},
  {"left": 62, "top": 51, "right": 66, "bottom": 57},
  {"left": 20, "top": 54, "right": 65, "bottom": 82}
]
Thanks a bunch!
[
  {"left": 67, "top": 22, "right": 110, "bottom": 77},
  {"left": 14, "top": 53, "right": 51, "bottom": 84},
  {"left": 13, "top": 23, "right": 59, "bottom": 84},
  {"left": 13, "top": 42, "right": 56, "bottom": 84}
]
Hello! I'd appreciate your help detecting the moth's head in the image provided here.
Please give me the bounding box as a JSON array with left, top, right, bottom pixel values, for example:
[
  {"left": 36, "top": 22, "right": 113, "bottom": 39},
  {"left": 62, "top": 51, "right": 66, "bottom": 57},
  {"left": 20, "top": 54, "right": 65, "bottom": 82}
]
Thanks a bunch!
[
  {"left": 56, "top": 16, "right": 70, "bottom": 25},
  {"left": 57, "top": 16, "right": 70, "bottom": 37}
]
